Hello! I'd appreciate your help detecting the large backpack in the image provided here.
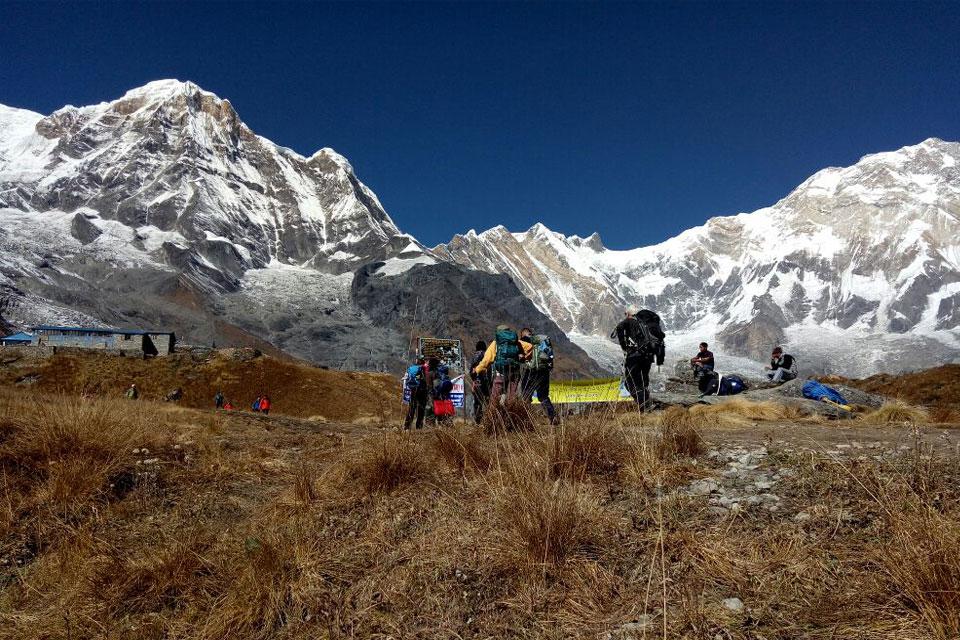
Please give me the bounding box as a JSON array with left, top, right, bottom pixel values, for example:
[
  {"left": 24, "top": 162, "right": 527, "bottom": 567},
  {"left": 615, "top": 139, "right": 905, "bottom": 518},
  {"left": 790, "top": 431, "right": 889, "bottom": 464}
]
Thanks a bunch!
[
  {"left": 698, "top": 372, "right": 748, "bottom": 396},
  {"left": 405, "top": 364, "right": 425, "bottom": 391},
  {"left": 527, "top": 335, "right": 555, "bottom": 371},
  {"left": 624, "top": 310, "right": 666, "bottom": 365},
  {"left": 493, "top": 328, "right": 521, "bottom": 373}
]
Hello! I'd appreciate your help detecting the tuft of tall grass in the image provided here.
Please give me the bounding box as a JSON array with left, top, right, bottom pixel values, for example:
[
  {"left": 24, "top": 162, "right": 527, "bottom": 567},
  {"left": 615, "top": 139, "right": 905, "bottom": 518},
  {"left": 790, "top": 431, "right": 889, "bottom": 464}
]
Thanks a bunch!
[
  {"left": 431, "top": 427, "right": 492, "bottom": 475},
  {"left": 0, "top": 395, "right": 152, "bottom": 530},
  {"left": 862, "top": 401, "right": 930, "bottom": 424},
  {"left": 349, "top": 432, "right": 427, "bottom": 494},
  {"left": 547, "top": 419, "right": 630, "bottom": 481},
  {"left": 495, "top": 469, "right": 607, "bottom": 568},
  {"left": 657, "top": 407, "right": 705, "bottom": 459},
  {"left": 482, "top": 398, "right": 537, "bottom": 436},
  {"left": 879, "top": 506, "right": 960, "bottom": 639}
]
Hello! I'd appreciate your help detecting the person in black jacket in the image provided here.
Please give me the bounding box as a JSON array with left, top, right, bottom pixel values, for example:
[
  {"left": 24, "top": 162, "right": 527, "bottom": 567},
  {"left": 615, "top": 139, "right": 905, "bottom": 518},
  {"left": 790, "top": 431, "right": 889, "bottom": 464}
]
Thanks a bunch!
[
  {"left": 469, "top": 341, "right": 491, "bottom": 424},
  {"left": 614, "top": 306, "right": 665, "bottom": 410},
  {"left": 690, "top": 342, "right": 714, "bottom": 380},
  {"left": 766, "top": 346, "right": 797, "bottom": 384}
]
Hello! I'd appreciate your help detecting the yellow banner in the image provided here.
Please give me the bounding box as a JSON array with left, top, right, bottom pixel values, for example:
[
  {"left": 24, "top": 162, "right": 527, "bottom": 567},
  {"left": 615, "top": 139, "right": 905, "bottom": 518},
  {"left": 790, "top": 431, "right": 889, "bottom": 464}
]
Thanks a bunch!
[{"left": 534, "top": 377, "right": 632, "bottom": 404}]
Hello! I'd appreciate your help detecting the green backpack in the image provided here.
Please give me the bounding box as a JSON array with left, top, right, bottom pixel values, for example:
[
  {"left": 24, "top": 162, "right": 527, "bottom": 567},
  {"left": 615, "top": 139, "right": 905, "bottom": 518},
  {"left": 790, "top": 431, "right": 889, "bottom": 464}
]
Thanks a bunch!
[
  {"left": 493, "top": 328, "right": 521, "bottom": 373},
  {"left": 526, "top": 335, "right": 555, "bottom": 371}
]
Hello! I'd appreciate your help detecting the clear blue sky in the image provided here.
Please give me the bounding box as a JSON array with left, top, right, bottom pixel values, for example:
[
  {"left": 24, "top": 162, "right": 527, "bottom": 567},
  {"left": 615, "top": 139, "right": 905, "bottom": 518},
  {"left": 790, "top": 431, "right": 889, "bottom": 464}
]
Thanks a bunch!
[{"left": 2, "top": 1, "right": 958, "bottom": 249}]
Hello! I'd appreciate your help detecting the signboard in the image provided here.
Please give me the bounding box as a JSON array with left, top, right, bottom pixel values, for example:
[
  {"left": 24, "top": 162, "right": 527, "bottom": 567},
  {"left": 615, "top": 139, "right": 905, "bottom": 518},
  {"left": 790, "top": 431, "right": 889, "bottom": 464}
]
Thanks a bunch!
[
  {"left": 451, "top": 374, "right": 465, "bottom": 408},
  {"left": 533, "top": 377, "right": 633, "bottom": 404},
  {"left": 418, "top": 337, "right": 463, "bottom": 371}
]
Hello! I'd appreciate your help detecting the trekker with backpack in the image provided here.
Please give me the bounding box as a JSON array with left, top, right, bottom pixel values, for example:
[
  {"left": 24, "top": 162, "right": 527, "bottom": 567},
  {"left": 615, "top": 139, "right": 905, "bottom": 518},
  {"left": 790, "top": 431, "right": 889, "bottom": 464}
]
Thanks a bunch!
[
  {"left": 519, "top": 327, "right": 558, "bottom": 425},
  {"left": 766, "top": 347, "right": 797, "bottom": 384},
  {"left": 471, "top": 324, "right": 533, "bottom": 406},
  {"left": 404, "top": 357, "right": 429, "bottom": 429},
  {"left": 214, "top": 390, "right": 225, "bottom": 409},
  {"left": 614, "top": 306, "right": 666, "bottom": 410},
  {"left": 259, "top": 394, "right": 271, "bottom": 415},
  {"left": 469, "top": 340, "right": 491, "bottom": 424},
  {"left": 432, "top": 364, "right": 455, "bottom": 425}
]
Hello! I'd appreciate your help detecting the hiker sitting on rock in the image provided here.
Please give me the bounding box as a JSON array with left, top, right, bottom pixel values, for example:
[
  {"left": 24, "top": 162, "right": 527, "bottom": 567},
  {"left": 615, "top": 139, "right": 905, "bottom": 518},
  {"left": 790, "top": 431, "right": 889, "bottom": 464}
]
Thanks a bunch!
[
  {"left": 766, "top": 346, "right": 797, "bottom": 384},
  {"left": 690, "top": 342, "right": 714, "bottom": 380}
]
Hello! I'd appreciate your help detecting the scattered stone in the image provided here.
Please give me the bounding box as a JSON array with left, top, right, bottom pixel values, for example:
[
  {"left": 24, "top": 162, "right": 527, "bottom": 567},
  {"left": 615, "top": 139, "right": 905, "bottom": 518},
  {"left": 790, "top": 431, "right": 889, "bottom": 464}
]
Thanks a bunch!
[{"left": 722, "top": 597, "right": 745, "bottom": 613}]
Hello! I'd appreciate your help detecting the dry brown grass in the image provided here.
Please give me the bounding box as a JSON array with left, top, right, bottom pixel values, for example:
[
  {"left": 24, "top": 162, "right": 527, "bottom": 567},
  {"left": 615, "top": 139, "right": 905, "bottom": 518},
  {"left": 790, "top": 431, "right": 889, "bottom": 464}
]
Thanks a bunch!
[
  {"left": 692, "top": 397, "right": 813, "bottom": 422},
  {"left": 0, "top": 393, "right": 157, "bottom": 537},
  {"left": 482, "top": 397, "right": 537, "bottom": 435},
  {"left": 3, "top": 385, "right": 960, "bottom": 640},
  {"left": 879, "top": 504, "right": 960, "bottom": 639},
  {"left": 863, "top": 401, "right": 931, "bottom": 424}
]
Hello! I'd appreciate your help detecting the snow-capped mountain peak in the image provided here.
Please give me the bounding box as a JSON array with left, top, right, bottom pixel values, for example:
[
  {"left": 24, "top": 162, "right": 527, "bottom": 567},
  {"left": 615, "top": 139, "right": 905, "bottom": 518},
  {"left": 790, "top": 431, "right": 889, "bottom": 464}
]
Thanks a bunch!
[
  {"left": 0, "top": 80, "right": 418, "bottom": 288},
  {"left": 435, "top": 138, "right": 960, "bottom": 375}
]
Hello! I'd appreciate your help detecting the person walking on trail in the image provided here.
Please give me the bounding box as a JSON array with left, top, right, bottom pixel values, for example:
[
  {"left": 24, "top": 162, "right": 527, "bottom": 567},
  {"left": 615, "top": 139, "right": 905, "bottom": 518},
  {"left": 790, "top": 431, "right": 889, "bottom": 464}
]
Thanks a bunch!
[
  {"left": 614, "top": 306, "right": 666, "bottom": 410},
  {"left": 214, "top": 390, "right": 225, "bottom": 410},
  {"left": 690, "top": 342, "right": 715, "bottom": 380},
  {"left": 519, "top": 327, "right": 559, "bottom": 425},
  {"left": 766, "top": 347, "right": 797, "bottom": 384},
  {"left": 469, "top": 340, "right": 491, "bottom": 424},
  {"left": 404, "top": 357, "right": 430, "bottom": 429},
  {"left": 259, "top": 394, "right": 271, "bottom": 415},
  {"left": 471, "top": 324, "right": 533, "bottom": 406},
  {"left": 252, "top": 395, "right": 262, "bottom": 412},
  {"left": 125, "top": 383, "right": 139, "bottom": 400}
]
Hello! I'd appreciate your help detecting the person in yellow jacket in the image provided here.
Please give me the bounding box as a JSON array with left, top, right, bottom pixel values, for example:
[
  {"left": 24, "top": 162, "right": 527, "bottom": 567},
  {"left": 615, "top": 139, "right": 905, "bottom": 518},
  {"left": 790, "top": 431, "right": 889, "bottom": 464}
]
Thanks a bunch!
[{"left": 471, "top": 324, "right": 532, "bottom": 405}]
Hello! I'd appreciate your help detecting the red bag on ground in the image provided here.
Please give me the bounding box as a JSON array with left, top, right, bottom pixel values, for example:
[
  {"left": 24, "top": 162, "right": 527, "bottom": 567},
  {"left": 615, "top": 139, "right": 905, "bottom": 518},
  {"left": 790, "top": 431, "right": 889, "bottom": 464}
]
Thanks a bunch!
[{"left": 433, "top": 399, "right": 455, "bottom": 416}]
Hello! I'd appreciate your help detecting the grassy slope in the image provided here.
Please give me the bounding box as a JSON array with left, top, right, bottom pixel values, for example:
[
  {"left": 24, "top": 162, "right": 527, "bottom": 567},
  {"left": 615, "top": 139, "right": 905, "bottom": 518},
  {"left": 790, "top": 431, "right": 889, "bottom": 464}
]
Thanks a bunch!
[{"left": 0, "top": 348, "right": 402, "bottom": 422}]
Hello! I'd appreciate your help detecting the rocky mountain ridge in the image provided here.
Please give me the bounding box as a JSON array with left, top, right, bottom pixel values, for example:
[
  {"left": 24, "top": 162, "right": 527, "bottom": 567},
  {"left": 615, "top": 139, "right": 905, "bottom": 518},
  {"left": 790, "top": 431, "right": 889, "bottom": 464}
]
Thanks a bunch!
[{"left": 0, "top": 80, "right": 602, "bottom": 374}]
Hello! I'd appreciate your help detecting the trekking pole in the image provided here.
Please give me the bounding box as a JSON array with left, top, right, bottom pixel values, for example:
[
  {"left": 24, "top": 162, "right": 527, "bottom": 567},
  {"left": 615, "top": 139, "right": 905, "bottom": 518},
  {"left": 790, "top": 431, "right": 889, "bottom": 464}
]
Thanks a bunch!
[{"left": 406, "top": 296, "right": 419, "bottom": 361}]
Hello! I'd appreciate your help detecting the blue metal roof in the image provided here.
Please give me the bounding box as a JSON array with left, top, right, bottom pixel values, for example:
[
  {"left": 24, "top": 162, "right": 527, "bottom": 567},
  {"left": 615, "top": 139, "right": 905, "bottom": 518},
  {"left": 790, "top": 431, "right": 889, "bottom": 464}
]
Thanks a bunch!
[
  {"left": 1, "top": 331, "right": 33, "bottom": 342},
  {"left": 30, "top": 325, "right": 175, "bottom": 336}
]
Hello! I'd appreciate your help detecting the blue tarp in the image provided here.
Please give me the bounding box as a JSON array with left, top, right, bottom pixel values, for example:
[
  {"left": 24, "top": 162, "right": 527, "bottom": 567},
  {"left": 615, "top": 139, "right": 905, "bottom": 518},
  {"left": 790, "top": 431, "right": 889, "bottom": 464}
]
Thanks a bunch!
[{"left": 802, "top": 380, "right": 848, "bottom": 405}]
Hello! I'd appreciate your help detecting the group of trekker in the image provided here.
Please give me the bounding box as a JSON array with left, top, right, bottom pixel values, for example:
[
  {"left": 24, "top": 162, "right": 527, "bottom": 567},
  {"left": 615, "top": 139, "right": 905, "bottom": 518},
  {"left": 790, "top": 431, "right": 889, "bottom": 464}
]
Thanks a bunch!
[
  {"left": 689, "top": 343, "right": 797, "bottom": 383},
  {"left": 403, "top": 325, "right": 558, "bottom": 429},
  {"left": 404, "top": 305, "right": 802, "bottom": 427},
  {"left": 213, "top": 389, "right": 270, "bottom": 414},
  {"left": 688, "top": 339, "right": 797, "bottom": 398}
]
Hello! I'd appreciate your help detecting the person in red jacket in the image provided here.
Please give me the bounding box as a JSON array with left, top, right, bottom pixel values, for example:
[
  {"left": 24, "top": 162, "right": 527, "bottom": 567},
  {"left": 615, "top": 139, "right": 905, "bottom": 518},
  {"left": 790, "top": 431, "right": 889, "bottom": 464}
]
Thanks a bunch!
[{"left": 259, "top": 394, "right": 271, "bottom": 415}]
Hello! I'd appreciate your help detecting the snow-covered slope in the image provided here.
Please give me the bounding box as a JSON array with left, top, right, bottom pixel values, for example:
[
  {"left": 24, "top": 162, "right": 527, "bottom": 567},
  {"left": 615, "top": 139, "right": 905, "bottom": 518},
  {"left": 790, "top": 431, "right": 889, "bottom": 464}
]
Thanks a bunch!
[{"left": 435, "top": 139, "right": 960, "bottom": 375}]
